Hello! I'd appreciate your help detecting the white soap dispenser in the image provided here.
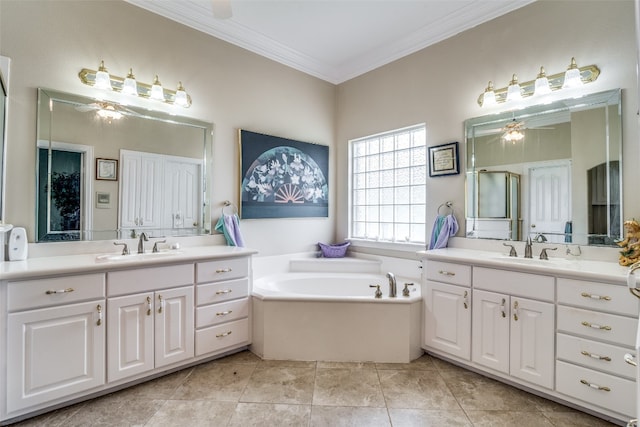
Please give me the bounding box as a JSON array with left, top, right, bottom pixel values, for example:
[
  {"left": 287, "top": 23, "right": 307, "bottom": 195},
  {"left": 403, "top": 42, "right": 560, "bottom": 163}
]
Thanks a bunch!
[{"left": 7, "top": 227, "right": 28, "bottom": 261}]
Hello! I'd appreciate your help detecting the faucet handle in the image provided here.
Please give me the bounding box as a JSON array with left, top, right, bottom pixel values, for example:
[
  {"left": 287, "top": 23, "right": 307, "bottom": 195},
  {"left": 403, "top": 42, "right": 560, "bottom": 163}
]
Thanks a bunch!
[
  {"left": 152, "top": 239, "right": 167, "bottom": 253},
  {"left": 369, "top": 284, "right": 382, "bottom": 298},
  {"left": 539, "top": 247, "right": 557, "bottom": 260},
  {"left": 503, "top": 243, "right": 517, "bottom": 257},
  {"left": 402, "top": 283, "right": 414, "bottom": 297},
  {"left": 114, "top": 241, "right": 129, "bottom": 255}
]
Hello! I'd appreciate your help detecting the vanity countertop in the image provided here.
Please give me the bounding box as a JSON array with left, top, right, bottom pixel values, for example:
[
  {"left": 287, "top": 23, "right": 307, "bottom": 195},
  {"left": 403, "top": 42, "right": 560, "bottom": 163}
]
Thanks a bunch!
[
  {"left": 419, "top": 248, "right": 631, "bottom": 286},
  {"left": 0, "top": 245, "right": 258, "bottom": 280}
]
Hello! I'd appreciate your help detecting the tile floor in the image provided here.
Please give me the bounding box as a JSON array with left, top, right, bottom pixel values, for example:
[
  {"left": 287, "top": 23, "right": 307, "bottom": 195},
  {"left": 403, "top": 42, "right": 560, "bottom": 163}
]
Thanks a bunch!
[{"left": 11, "top": 351, "right": 618, "bottom": 426}]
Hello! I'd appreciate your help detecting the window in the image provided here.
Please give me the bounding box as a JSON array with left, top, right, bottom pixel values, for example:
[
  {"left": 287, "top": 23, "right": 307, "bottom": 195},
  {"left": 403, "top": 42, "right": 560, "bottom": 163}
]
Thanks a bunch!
[{"left": 349, "top": 124, "right": 427, "bottom": 245}]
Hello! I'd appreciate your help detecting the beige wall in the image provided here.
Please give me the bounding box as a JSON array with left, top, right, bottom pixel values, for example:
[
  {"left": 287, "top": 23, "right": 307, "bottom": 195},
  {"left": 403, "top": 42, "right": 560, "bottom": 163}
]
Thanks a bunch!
[
  {"left": 335, "top": 0, "right": 638, "bottom": 243},
  {"left": 0, "top": 0, "right": 336, "bottom": 255}
]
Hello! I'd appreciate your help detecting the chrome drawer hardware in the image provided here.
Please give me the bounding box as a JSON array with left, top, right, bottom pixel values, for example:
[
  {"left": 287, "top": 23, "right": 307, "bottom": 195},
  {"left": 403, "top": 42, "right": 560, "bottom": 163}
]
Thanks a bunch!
[
  {"left": 580, "top": 379, "right": 611, "bottom": 392},
  {"left": 96, "top": 304, "right": 103, "bottom": 326},
  {"left": 46, "top": 287, "right": 74, "bottom": 294},
  {"left": 158, "top": 294, "right": 164, "bottom": 314},
  {"left": 463, "top": 290, "right": 468, "bottom": 309},
  {"left": 501, "top": 298, "right": 506, "bottom": 318},
  {"left": 215, "top": 289, "right": 233, "bottom": 295},
  {"left": 438, "top": 270, "right": 455, "bottom": 276},
  {"left": 513, "top": 300, "right": 519, "bottom": 321},
  {"left": 215, "top": 268, "right": 232, "bottom": 273},
  {"left": 146, "top": 296, "right": 152, "bottom": 316},
  {"left": 580, "top": 292, "right": 611, "bottom": 301},
  {"left": 581, "top": 321, "right": 611, "bottom": 331},
  {"left": 624, "top": 353, "right": 638, "bottom": 367},
  {"left": 216, "top": 331, "right": 232, "bottom": 338},
  {"left": 580, "top": 350, "right": 611, "bottom": 361},
  {"left": 216, "top": 310, "right": 233, "bottom": 316}
]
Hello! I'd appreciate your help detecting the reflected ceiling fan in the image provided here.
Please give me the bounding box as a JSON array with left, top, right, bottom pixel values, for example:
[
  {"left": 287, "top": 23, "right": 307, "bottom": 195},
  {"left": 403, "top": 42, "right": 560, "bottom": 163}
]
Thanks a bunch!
[
  {"left": 482, "top": 118, "right": 555, "bottom": 143},
  {"left": 212, "top": 0, "right": 232, "bottom": 19},
  {"left": 75, "top": 101, "right": 133, "bottom": 122}
]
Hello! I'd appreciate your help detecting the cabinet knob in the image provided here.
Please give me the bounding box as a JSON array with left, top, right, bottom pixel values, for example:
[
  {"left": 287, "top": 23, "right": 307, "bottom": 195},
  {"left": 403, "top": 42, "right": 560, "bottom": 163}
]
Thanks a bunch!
[
  {"left": 158, "top": 294, "right": 164, "bottom": 314},
  {"left": 96, "top": 304, "right": 103, "bottom": 326},
  {"left": 146, "top": 296, "right": 152, "bottom": 316},
  {"left": 463, "top": 290, "right": 468, "bottom": 309},
  {"left": 513, "top": 301, "right": 519, "bottom": 321}
]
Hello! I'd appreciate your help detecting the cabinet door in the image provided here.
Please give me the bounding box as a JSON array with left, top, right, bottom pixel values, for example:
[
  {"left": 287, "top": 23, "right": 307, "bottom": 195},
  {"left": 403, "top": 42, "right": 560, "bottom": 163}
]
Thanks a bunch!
[
  {"left": 155, "top": 286, "right": 194, "bottom": 368},
  {"left": 510, "top": 297, "right": 554, "bottom": 389},
  {"left": 107, "top": 292, "right": 154, "bottom": 382},
  {"left": 7, "top": 300, "right": 105, "bottom": 413},
  {"left": 423, "top": 281, "right": 471, "bottom": 360},
  {"left": 472, "top": 289, "right": 510, "bottom": 374}
]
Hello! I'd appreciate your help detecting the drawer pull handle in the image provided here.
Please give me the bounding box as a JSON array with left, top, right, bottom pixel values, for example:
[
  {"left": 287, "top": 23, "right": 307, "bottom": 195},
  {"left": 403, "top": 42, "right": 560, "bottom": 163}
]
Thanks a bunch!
[
  {"left": 580, "top": 379, "right": 611, "bottom": 392},
  {"left": 581, "top": 292, "right": 611, "bottom": 301},
  {"left": 501, "top": 298, "right": 506, "bottom": 318},
  {"left": 158, "top": 294, "right": 164, "bottom": 314},
  {"left": 216, "top": 331, "right": 232, "bottom": 338},
  {"left": 438, "top": 270, "right": 455, "bottom": 276},
  {"left": 96, "top": 304, "right": 103, "bottom": 326},
  {"left": 513, "top": 300, "right": 519, "bottom": 321},
  {"left": 216, "top": 310, "right": 233, "bottom": 316},
  {"left": 46, "top": 287, "right": 74, "bottom": 294},
  {"left": 463, "top": 290, "right": 468, "bottom": 309},
  {"left": 580, "top": 350, "right": 611, "bottom": 362},
  {"left": 147, "top": 296, "right": 152, "bottom": 316},
  {"left": 216, "top": 268, "right": 232, "bottom": 273},
  {"left": 215, "top": 289, "right": 233, "bottom": 295},
  {"left": 581, "top": 321, "right": 611, "bottom": 331},
  {"left": 624, "top": 353, "right": 638, "bottom": 367}
]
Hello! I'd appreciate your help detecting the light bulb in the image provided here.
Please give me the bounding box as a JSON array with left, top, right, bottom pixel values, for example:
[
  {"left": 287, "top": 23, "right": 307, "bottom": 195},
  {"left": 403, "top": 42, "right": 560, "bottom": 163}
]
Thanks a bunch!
[
  {"left": 150, "top": 75, "right": 164, "bottom": 101},
  {"left": 122, "top": 68, "right": 138, "bottom": 96},
  {"left": 506, "top": 74, "right": 523, "bottom": 102},
  {"left": 94, "top": 60, "right": 112, "bottom": 90},
  {"left": 562, "top": 57, "right": 583, "bottom": 89},
  {"left": 534, "top": 66, "right": 552, "bottom": 96},
  {"left": 174, "top": 81, "right": 189, "bottom": 107},
  {"left": 482, "top": 81, "right": 496, "bottom": 107}
]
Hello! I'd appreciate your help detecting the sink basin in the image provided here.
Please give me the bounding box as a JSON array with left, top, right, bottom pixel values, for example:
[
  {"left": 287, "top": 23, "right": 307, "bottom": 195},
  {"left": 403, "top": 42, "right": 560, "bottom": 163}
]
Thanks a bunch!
[
  {"left": 95, "top": 250, "right": 182, "bottom": 262},
  {"left": 492, "top": 256, "right": 575, "bottom": 267}
]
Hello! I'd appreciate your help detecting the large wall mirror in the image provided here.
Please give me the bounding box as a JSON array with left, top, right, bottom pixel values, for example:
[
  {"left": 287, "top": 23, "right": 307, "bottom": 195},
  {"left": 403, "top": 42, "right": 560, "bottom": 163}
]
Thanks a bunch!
[
  {"left": 465, "top": 89, "right": 622, "bottom": 246},
  {"left": 36, "top": 88, "right": 213, "bottom": 242}
]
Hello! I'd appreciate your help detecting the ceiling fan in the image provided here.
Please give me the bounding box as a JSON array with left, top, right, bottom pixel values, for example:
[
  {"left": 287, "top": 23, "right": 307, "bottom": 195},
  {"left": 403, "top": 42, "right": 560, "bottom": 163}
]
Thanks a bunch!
[
  {"left": 75, "top": 101, "right": 133, "bottom": 122},
  {"left": 212, "top": 0, "right": 232, "bottom": 19}
]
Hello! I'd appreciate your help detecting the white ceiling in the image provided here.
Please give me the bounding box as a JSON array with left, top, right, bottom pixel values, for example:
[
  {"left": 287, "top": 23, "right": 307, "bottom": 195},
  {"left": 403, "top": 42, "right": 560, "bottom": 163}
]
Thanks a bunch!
[{"left": 125, "top": 0, "right": 536, "bottom": 84}]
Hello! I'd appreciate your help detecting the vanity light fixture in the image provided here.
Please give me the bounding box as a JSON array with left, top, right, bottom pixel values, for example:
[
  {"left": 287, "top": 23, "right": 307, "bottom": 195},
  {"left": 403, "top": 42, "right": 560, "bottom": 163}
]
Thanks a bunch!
[
  {"left": 477, "top": 57, "right": 599, "bottom": 107},
  {"left": 78, "top": 61, "right": 192, "bottom": 108},
  {"left": 506, "top": 74, "right": 523, "bottom": 102}
]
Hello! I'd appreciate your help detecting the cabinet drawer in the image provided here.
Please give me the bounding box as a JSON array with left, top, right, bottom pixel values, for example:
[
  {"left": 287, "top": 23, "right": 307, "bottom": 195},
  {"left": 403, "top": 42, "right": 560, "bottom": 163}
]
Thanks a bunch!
[
  {"left": 197, "top": 278, "right": 249, "bottom": 305},
  {"left": 196, "top": 297, "right": 249, "bottom": 328},
  {"left": 473, "top": 267, "right": 554, "bottom": 301},
  {"left": 425, "top": 260, "right": 471, "bottom": 287},
  {"left": 108, "top": 263, "right": 194, "bottom": 296},
  {"left": 556, "top": 360, "right": 635, "bottom": 418},
  {"left": 557, "top": 333, "right": 636, "bottom": 380},
  {"left": 195, "top": 318, "right": 250, "bottom": 356},
  {"left": 557, "top": 278, "right": 638, "bottom": 316},
  {"left": 197, "top": 257, "right": 249, "bottom": 283},
  {"left": 557, "top": 305, "right": 637, "bottom": 347},
  {"left": 8, "top": 274, "right": 105, "bottom": 311}
]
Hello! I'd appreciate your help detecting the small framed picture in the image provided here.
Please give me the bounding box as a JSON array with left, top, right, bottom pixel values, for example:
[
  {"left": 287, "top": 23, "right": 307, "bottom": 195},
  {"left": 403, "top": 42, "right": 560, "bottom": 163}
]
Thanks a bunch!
[
  {"left": 96, "top": 158, "right": 118, "bottom": 181},
  {"left": 95, "top": 192, "right": 111, "bottom": 209},
  {"left": 428, "top": 141, "right": 459, "bottom": 177}
]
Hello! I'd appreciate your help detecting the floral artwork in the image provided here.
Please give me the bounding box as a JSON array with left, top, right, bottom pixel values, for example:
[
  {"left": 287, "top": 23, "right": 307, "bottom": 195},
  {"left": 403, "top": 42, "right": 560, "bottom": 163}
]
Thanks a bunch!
[{"left": 239, "top": 130, "right": 329, "bottom": 219}]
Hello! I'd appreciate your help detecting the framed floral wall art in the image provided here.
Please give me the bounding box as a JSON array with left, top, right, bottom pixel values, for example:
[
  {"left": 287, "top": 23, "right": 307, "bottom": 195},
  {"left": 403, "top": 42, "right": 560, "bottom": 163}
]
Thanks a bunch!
[{"left": 239, "top": 129, "right": 329, "bottom": 219}]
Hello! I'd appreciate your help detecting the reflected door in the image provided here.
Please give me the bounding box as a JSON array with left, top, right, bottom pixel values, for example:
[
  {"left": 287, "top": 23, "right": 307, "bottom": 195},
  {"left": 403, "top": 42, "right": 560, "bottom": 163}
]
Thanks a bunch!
[{"left": 528, "top": 163, "right": 571, "bottom": 243}]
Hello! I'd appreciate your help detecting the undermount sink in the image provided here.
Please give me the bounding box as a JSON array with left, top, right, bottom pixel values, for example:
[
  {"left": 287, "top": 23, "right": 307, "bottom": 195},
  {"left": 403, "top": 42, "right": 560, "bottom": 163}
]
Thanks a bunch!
[
  {"left": 492, "top": 256, "right": 576, "bottom": 267},
  {"left": 95, "top": 250, "right": 182, "bottom": 262}
]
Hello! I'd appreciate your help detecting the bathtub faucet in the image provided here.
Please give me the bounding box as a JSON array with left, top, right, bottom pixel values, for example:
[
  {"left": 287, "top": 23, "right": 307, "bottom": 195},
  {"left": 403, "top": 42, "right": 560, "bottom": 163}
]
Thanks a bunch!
[{"left": 386, "top": 272, "right": 397, "bottom": 298}]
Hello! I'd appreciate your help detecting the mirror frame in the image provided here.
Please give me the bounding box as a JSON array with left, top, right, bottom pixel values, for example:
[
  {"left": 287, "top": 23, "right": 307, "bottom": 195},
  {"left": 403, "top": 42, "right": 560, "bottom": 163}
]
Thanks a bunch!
[
  {"left": 36, "top": 88, "right": 213, "bottom": 242},
  {"left": 465, "top": 89, "right": 622, "bottom": 246}
]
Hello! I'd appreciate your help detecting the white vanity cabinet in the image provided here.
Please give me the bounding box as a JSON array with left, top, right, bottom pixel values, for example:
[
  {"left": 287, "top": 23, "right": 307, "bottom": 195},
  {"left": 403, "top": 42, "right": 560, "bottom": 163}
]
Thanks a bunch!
[
  {"left": 106, "top": 264, "right": 194, "bottom": 383},
  {"left": 195, "top": 257, "right": 251, "bottom": 356},
  {"left": 472, "top": 267, "right": 555, "bottom": 389},
  {"left": 422, "top": 260, "right": 472, "bottom": 360},
  {"left": 5, "top": 274, "right": 106, "bottom": 413},
  {"left": 556, "top": 277, "right": 638, "bottom": 418}
]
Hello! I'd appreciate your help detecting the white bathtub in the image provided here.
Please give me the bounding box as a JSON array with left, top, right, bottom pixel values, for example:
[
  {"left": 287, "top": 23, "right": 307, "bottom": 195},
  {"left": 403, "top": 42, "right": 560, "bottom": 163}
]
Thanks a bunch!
[{"left": 251, "top": 271, "right": 423, "bottom": 363}]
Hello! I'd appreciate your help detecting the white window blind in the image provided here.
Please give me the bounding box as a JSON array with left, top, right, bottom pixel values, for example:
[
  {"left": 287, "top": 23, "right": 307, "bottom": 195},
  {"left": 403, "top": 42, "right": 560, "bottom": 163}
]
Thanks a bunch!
[{"left": 349, "top": 124, "right": 427, "bottom": 244}]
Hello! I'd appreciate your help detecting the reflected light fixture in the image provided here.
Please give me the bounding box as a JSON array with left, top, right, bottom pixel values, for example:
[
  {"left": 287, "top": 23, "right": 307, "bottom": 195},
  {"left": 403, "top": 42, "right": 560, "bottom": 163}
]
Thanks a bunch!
[
  {"left": 506, "top": 74, "right": 523, "bottom": 102},
  {"left": 122, "top": 68, "right": 138, "bottom": 96},
  {"left": 482, "top": 81, "right": 497, "bottom": 107},
  {"left": 94, "top": 61, "right": 112, "bottom": 90},
  {"left": 502, "top": 119, "right": 524, "bottom": 142},
  {"left": 562, "top": 57, "right": 583, "bottom": 89},
  {"left": 96, "top": 104, "right": 123, "bottom": 122},
  {"left": 174, "top": 82, "right": 189, "bottom": 108},
  {"left": 534, "top": 66, "right": 552, "bottom": 96},
  {"left": 150, "top": 75, "right": 164, "bottom": 101}
]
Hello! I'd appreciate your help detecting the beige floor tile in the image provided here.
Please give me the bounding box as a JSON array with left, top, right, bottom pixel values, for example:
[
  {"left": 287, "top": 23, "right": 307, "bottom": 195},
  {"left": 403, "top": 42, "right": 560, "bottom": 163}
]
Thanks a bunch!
[
  {"left": 172, "top": 362, "right": 256, "bottom": 401},
  {"left": 313, "top": 368, "right": 386, "bottom": 407},
  {"left": 310, "top": 406, "right": 391, "bottom": 427},
  {"left": 542, "top": 410, "right": 618, "bottom": 426},
  {"left": 228, "top": 402, "right": 311, "bottom": 426},
  {"left": 378, "top": 369, "right": 461, "bottom": 410},
  {"left": 375, "top": 353, "right": 437, "bottom": 371},
  {"left": 213, "top": 349, "right": 262, "bottom": 365},
  {"left": 465, "top": 410, "right": 555, "bottom": 426},
  {"left": 116, "top": 368, "right": 194, "bottom": 400},
  {"left": 388, "top": 408, "right": 472, "bottom": 426},
  {"left": 145, "top": 400, "right": 237, "bottom": 427},
  {"left": 9, "top": 402, "right": 86, "bottom": 427},
  {"left": 241, "top": 366, "right": 316, "bottom": 404},
  {"left": 62, "top": 396, "right": 165, "bottom": 427}
]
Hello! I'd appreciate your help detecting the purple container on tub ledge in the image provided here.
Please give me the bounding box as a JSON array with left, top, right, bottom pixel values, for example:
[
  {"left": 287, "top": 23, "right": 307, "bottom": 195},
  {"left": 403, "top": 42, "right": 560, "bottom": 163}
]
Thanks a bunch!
[{"left": 318, "top": 241, "right": 350, "bottom": 258}]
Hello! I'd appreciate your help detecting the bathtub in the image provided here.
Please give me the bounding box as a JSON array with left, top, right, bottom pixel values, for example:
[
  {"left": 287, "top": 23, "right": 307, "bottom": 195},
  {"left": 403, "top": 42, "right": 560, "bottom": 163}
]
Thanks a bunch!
[{"left": 251, "top": 271, "right": 423, "bottom": 363}]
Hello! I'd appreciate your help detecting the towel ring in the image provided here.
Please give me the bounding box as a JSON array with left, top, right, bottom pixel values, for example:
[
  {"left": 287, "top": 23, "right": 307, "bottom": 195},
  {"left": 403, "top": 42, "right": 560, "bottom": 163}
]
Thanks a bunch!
[
  {"left": 437, "top": 201, "right": 454, "bottom": 216},
  {"left": 222, "top": 201, "right": 238, "bottom": 215}
]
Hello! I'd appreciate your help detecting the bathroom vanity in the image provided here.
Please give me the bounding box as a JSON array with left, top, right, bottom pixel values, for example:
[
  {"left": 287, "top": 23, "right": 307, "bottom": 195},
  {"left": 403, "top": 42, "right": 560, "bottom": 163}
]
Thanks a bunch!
[
  {"left": 0, "top": 246, "right": 255, "bottom": 425},
  {"left": 420, "top": 248, "right": 638, "bottom": 425}
]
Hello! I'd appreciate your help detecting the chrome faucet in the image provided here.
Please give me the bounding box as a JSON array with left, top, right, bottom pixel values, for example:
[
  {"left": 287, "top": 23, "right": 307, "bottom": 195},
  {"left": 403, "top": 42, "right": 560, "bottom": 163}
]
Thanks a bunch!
[
  {"left": 387, "top": 272, "right": 397, "bottom": 298},
  {"left": 138, "top": 232, "right": 149, "bottom": 254},
  {"left": 524, "top": 236, "right": 533, "bottom": 258}
]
